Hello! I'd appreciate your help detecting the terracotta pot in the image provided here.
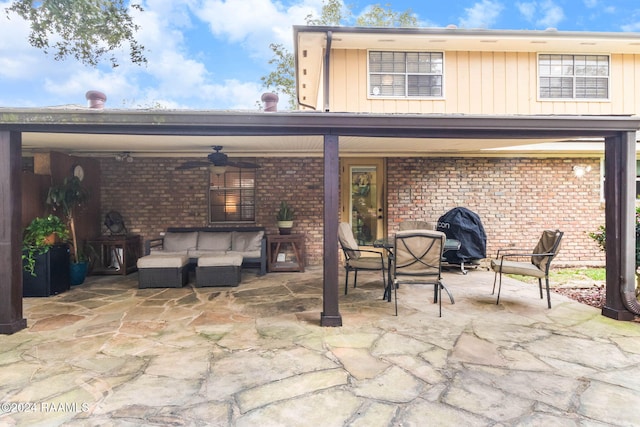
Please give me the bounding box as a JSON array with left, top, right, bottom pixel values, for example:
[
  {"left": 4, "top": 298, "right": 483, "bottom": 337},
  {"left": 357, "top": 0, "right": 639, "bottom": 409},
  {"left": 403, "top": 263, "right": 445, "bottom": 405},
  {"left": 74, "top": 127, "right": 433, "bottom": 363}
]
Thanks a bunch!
[{"left": 42, "top": 233, "right": 58, "bottom": 245}]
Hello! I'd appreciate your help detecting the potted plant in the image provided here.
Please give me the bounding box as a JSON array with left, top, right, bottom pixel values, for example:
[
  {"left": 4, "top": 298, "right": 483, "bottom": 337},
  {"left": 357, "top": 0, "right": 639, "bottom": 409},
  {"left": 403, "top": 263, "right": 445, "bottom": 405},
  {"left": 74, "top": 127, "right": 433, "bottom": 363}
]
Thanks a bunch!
[
  {"left": 22, "top": 215, "right": 70, "bottom": 276},
  {"left": 276, "top": 201, "right": 294, "bottom": 235},
  {"left": 46, "top": 176, "right": 90, "bottom": 285}
]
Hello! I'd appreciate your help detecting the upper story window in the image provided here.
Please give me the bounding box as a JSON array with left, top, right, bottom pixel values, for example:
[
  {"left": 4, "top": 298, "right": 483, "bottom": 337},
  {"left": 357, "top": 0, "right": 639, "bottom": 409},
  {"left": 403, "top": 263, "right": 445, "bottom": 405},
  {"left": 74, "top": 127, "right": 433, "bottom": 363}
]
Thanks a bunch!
[
  {"left": 538, "top": 54, "right": 609, "bottom": 100},
  {"left": 369, "top": 51, "right": 443, "bottom": 98},
  {"left": 209, "top": 166, "right": 256, "bottom": 223}
]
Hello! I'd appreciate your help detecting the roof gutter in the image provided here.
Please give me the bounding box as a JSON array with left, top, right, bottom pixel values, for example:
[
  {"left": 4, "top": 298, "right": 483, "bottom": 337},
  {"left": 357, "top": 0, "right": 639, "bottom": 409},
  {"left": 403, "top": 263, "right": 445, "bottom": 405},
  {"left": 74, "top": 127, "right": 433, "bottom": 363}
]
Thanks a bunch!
[{"left": 323, "top": 30, "right": 332, "bottom": 112}]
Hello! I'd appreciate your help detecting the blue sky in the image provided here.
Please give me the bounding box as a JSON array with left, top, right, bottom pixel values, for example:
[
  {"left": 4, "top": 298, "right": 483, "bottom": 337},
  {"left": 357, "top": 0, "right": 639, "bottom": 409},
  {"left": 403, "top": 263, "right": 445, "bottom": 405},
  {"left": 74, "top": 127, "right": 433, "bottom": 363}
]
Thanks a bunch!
[{"left": 1, "top": 0, "right": 639, "bottom": 110}]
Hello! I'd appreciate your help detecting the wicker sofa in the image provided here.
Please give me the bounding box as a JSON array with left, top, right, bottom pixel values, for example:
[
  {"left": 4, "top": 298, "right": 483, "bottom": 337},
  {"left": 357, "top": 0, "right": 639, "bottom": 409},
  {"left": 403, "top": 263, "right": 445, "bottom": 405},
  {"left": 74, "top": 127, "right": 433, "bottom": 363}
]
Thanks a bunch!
[{"left": 143, "top": 227, "right": 267, "bottom": 276}]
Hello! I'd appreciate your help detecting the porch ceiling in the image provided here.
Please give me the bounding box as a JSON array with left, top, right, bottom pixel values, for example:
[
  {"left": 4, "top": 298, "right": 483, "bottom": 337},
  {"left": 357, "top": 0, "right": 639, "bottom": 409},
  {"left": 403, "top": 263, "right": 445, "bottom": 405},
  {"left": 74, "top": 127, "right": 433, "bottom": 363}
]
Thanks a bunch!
[
  {"left": 6, "top": 109, "right": 638, "bottom": 158},
  {"left": 20, "top": 132, "right": 586, "bottom": 158}
]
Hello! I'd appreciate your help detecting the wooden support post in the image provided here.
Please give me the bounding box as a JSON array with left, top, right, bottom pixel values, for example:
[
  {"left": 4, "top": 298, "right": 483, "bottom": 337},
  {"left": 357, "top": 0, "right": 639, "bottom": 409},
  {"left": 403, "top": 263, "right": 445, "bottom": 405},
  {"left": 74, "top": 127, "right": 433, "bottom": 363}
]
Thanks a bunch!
[
  {"left": 0, "top": 131, "right": 27, "bottom": 334},
  {"left": 602, "top": 132, "right": 636, "bottom": 320},
  {"left": 321, "top": 133, "right": 342, "bottom": 326}
]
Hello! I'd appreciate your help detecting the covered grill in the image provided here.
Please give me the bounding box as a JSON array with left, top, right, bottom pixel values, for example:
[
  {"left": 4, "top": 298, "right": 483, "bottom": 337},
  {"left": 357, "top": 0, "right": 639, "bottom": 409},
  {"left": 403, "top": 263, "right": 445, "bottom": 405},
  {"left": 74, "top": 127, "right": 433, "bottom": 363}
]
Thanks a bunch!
[{"left": 436, "top": 207, "right": 487, "bottom": 271}]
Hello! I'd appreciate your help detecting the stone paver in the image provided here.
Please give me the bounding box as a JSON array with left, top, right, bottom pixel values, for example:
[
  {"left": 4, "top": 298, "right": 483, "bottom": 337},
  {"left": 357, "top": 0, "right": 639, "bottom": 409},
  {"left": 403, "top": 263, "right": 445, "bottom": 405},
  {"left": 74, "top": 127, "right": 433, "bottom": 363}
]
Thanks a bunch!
[{"left": 0, "top": 267, "right": 639, "bottom": 426}]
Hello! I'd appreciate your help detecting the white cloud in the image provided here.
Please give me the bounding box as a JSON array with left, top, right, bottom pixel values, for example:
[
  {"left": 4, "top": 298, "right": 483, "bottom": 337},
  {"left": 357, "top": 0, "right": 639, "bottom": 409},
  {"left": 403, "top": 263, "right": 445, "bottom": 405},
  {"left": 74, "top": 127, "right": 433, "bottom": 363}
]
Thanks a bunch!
[
  {"left": 459, "top": 0, "right": 504, "bottom": 29},
  {"left": 0, "top": 0, "right": 319, "bottom": 109},
  {"left": 193, "top": 0, "right": 322, "bottom": 57},
  {"left": 516, "top": 0, "right": 564, "bottom": 28}
]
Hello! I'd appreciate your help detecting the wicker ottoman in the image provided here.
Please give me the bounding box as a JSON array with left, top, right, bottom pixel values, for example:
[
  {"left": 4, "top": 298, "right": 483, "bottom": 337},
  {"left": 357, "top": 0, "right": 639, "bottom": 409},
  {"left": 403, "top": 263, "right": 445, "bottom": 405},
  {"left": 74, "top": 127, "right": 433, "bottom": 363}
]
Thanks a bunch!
[
  {"left": 196, "top": 253, "right": 243, "bottom": 287},
  {"left": 137, "top": 254, "right": 189, "bottom": 288}
]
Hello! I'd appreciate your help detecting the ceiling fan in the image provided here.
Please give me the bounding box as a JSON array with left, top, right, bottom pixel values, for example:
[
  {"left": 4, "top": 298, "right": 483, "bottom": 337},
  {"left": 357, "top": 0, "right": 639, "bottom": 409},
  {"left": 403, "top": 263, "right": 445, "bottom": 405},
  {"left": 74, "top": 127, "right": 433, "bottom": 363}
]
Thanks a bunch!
[{"left": 177, "top": 146, "right": 260, "bottom": 171}]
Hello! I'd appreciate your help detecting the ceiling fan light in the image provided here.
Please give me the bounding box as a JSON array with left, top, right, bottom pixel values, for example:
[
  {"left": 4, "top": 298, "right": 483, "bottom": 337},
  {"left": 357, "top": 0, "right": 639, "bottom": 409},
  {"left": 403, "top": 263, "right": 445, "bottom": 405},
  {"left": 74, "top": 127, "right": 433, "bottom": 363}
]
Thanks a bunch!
[{"left": 209, "top": 165, "right": 227, "bottom": 175}]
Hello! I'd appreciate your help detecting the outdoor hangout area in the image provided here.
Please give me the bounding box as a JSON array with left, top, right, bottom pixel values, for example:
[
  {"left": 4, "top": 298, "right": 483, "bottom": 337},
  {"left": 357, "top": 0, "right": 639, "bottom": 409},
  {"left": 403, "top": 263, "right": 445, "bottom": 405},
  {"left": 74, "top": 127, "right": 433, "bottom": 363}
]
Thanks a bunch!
[{"left": 2, "top": 266, "right": 640, "bottom": 425}]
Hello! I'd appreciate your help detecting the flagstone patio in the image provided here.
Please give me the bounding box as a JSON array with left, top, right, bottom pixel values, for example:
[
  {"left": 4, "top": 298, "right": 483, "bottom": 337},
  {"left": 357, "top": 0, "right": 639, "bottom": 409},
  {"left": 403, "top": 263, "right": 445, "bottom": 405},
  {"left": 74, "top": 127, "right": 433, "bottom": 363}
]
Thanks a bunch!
[{"left": 1, "top": 267, "right": 640, "bottom": 426}]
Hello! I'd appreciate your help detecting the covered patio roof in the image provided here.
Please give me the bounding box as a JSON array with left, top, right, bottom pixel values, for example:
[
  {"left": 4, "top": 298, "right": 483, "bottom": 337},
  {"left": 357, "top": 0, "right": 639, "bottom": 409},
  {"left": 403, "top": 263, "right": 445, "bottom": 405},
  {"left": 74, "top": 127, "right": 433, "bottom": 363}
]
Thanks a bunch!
[{"left": 1, "top": 108, "right": 639, "bottom": 332}]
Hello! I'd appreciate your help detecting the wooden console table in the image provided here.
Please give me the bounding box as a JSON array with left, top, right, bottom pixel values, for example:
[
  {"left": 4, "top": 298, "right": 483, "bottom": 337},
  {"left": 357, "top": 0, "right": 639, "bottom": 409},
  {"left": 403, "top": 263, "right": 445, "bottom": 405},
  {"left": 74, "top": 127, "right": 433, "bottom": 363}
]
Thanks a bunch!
[
  {"left": 88, "top": 235, "right": 142, "bottom": 275},
  {"left": 267, "top": 233, "right": 305, "bottom": 272}
]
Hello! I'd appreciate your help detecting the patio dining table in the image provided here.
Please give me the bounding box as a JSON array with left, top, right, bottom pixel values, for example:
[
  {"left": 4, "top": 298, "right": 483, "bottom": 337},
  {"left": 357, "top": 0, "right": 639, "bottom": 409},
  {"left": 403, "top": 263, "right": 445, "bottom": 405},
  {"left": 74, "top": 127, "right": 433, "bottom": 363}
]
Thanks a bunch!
[{"left": 374, "top": 236, "right": 461, "bottom": 302}]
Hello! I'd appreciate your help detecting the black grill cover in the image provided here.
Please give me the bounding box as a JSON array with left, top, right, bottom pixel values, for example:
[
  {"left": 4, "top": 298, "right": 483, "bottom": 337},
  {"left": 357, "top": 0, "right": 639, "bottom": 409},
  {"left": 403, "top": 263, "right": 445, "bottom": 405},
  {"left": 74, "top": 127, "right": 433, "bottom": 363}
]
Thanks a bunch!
[{"left": 436, "top": 207, "right": 487, "bottom": 264}]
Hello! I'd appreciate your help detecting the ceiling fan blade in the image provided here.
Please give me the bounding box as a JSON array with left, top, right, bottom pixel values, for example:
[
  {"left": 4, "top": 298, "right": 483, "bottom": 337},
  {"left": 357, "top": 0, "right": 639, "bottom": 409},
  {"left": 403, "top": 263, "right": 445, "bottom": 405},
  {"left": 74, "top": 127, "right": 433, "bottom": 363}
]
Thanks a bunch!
[
  {"left": 176, "top": 161, "right": 212, "bottom": 170},
  {"left": 226, "top": 160, "right": 260, "bottom": 169}
]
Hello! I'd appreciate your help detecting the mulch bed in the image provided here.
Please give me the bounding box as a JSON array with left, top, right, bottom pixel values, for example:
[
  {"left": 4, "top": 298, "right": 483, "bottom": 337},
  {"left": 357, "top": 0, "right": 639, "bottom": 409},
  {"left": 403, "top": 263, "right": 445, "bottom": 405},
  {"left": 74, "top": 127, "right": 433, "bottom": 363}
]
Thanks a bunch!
[{"left": 552, "top": 286, "right": 605, "bottom": 309}]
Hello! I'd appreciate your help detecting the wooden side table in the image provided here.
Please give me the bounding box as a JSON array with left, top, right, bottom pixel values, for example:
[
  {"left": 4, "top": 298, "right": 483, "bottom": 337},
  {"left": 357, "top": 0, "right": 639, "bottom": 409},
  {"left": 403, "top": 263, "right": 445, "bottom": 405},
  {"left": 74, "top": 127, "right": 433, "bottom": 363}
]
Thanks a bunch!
[
  {"left": 88, "top": 235, "right": 142, "bottom": 275},
  {"left": 267, "top": 233, "right": 305, "bottom": 272}
]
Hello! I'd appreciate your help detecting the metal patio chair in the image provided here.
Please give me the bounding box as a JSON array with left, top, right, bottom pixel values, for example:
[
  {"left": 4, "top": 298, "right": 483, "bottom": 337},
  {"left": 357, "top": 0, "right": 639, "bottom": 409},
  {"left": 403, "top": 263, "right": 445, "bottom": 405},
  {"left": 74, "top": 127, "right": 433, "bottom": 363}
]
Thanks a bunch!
[
  {"left": 393, "top": 229, "right": 455, "bottom": 317},
  {"left": 491, "top": 229, "right": 564, "bottom": 308},
  {"left": 338, "top": 222, "right": 387, "bottom": 296}
]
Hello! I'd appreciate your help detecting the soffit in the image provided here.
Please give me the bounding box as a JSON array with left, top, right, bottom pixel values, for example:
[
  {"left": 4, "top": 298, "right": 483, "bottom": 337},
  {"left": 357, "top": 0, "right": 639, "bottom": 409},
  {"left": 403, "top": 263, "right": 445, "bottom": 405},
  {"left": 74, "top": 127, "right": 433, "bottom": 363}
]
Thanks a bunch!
[
  {"left": 296, "top": 26, "right": 640, "bottom": 54},
  {"left": 7, "top": 108, "right": 638, "bottom": 158}
]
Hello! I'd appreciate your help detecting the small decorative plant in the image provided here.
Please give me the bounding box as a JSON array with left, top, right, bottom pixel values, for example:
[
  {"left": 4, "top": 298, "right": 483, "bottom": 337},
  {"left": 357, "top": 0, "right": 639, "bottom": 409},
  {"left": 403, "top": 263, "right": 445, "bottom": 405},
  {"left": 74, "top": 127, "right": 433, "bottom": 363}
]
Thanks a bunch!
[
  {"left": 22, "top": 215, "right": 70, "bottom": 276},
  {"left": 276, "top": 201, "right": 294, "bottom": 221}
]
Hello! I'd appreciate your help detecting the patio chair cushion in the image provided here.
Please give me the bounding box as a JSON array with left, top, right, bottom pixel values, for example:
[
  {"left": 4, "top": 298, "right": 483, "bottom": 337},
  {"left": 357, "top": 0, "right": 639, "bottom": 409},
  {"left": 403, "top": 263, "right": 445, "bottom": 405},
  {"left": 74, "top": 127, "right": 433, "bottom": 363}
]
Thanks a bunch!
[
  {"left": 138, "top": 254, "right": 189, "bottom": 268},
  {"left": 490, "top": 259, "right": 546, "bottom": 278},
  {"left": 163, "top": 232, "right": 198, "bottom": 252},
  {"left": 338, "top": 222, "right": 361, "bottom": 259},
  {"left": 348, "top": 256, "right": 388, "bottom": 269},
  {"left": 231, "top": 230, "right": 264, "bottom": 252},
  {"left": 197, "top": 231, "right": 232, "bottom": 251}
]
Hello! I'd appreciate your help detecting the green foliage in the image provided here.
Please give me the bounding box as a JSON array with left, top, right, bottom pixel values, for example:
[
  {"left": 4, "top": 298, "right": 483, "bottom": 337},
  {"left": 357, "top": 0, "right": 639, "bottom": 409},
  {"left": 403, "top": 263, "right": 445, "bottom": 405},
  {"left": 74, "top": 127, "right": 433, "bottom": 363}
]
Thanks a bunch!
[
  {"left": 277, "top": 202, "right": 294, "bottom": 221},
  {"left": 356, "top": 3, "right": 418, "bottom": 27},
  {"left": 46, "top": 176, "right": 89, "bottom": 263},
  {"left": 305, "top": 0, "right": 351, "bottom": 25},
  {"left": 22, "top": 215, "right": 69, "bottom": 276},
  {"left": 588, "top": 206, "right": 640, "bottom": 271},
  {"left": 261, "top": 43, "right": 297, "bottom": 110},
  {"left": 261, "top": 0, "right": 417, "bottom": 109},
  {"left": 5, "top": 0, "right": 146, "bottom": 68}
]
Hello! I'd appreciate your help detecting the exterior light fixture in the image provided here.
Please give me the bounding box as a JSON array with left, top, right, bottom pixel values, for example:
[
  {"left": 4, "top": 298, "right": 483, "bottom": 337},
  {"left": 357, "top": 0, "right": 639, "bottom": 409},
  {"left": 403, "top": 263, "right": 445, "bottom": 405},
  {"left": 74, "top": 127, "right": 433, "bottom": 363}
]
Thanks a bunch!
[
  {"left": 115, "top": 152, "right": 133, "bottom": 163},
  {"left": 572, "top": 165, "right": 592, "bottom": 177},
  {"left": 209, "top": 165, "right": 227, "bottom": 176}
]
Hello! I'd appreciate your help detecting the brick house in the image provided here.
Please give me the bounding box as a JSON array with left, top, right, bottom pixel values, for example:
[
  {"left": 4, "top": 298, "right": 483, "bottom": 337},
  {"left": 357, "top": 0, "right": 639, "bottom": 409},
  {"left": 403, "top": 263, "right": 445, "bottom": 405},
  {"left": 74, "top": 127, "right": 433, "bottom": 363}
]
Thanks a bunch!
[
  {"left": 2, "top": 26, "right": 640, "bottom": 331},
  {"left": 293, "top": 25, "right": 640, "bottom": 265}
]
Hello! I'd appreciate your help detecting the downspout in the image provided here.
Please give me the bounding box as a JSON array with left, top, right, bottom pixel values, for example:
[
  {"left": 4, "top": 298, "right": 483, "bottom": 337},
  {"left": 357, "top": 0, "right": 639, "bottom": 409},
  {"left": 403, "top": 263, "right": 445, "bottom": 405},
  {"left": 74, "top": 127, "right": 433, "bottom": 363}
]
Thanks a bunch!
[
  {"left": 295, "top": 29, "right": 317, "bottom": 111},
  {"left": 323, "top": 30, "right": 332, "bottom": 112},
  {"left": 623, "top": 276, "right": 640, "bottom": 314}
]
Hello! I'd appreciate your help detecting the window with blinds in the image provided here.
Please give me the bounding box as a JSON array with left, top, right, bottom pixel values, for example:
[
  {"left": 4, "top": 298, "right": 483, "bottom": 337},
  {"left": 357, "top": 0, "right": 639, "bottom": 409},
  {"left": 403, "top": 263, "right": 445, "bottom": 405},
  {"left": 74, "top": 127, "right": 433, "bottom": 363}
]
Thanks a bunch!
[
  {"left": 369, "top": 51, "right": 443, "bottom": 98},
  {"left": 209, "top": 166, "right": 256, "bottom": 223},
  {"left": 539, "top": 54, "right": 609, "bottom": 100}
]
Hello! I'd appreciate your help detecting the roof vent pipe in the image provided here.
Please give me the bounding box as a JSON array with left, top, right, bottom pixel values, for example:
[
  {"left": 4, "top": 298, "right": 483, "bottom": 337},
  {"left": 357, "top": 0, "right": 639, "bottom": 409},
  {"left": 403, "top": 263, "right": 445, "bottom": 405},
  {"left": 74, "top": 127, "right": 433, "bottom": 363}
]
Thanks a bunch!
[
  {"left": 85, "top": 90, "right": 107, "bottom": 109},
  {"left": 261, "top": 92, "right": 279, "bottom": 112}
]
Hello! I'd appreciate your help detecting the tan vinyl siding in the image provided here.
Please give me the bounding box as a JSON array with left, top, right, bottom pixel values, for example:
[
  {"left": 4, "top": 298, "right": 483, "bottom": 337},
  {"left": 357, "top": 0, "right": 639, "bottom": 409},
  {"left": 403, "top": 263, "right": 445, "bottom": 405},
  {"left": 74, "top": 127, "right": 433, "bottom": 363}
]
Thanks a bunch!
[{"left": 329, "top": 49, "right": 639, "bottom": 115}]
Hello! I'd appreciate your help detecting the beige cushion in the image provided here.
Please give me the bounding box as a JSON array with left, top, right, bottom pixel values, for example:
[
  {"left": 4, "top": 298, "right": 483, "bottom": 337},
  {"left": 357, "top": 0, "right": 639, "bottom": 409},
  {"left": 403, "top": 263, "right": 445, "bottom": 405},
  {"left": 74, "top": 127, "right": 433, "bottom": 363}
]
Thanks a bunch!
[
  {"left": 163, "top": 232, "right": 198, "bottom": 252},
  {"left": 491, "top": 259, "right": 546, "bottom": 278},
  {"left": 349, "top": 256, "right": 386, "bottom": 270},
  {"left": 198, "top": 253, "right": 243, "bottom": 267},
  {"left": 198, "top": 231, "right": 232, "bottom": 251},
  {"left": 338, "top": 222, "right": 360, "bottom": 259},
  {"left": 231, "top": 231, "right": 264, "bottom": 252},
  {"left": 188, "top": 249, "right": 227, "bottom": 258},
  {"left": 399, "top": 221, "right": 436, "bottom": 231},
  {"left": 394, "top": 229, "right": 446, "bottom": 275},
  {"left": 138, "top": 254, "right": 189, "bottom": 268}
]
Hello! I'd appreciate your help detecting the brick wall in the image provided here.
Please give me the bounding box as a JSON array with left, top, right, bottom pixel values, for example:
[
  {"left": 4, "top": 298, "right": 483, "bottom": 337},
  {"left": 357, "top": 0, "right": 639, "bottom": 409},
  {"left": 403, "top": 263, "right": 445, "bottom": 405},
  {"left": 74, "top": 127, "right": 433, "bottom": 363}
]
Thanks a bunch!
[
  {"left": 386, "top": 157, "right": 605, "bottom": 264},
  {"left": 100, "top": 156, "right": 605, "bottom": 267},
  {"left": 99, "top": 157, "right": 326, "bottom": 266}
]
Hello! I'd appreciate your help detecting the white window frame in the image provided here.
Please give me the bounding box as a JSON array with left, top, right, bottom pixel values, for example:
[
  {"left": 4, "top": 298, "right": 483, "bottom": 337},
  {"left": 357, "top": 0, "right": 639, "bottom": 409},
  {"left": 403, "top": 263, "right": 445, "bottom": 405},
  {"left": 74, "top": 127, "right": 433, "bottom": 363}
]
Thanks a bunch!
[
  {"left": 598, "top": 157, "right": 640, "bottom": 203},
  {"left": 537, "top": 53, "right": 610, "bottom": 101},
  {"left": 367, "top": 50, "right": 445, "bottom": 100},
  {"left": 209, "top": 166, "right": 256, "bottom": 224}
]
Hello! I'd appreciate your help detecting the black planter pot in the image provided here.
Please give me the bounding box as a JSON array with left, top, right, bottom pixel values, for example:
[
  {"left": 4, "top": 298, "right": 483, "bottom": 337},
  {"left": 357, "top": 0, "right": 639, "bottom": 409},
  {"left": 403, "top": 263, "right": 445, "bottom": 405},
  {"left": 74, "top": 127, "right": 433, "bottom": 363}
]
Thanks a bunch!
[{"left": 22, "top": 244, "right": 70, "bottom": 297}]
